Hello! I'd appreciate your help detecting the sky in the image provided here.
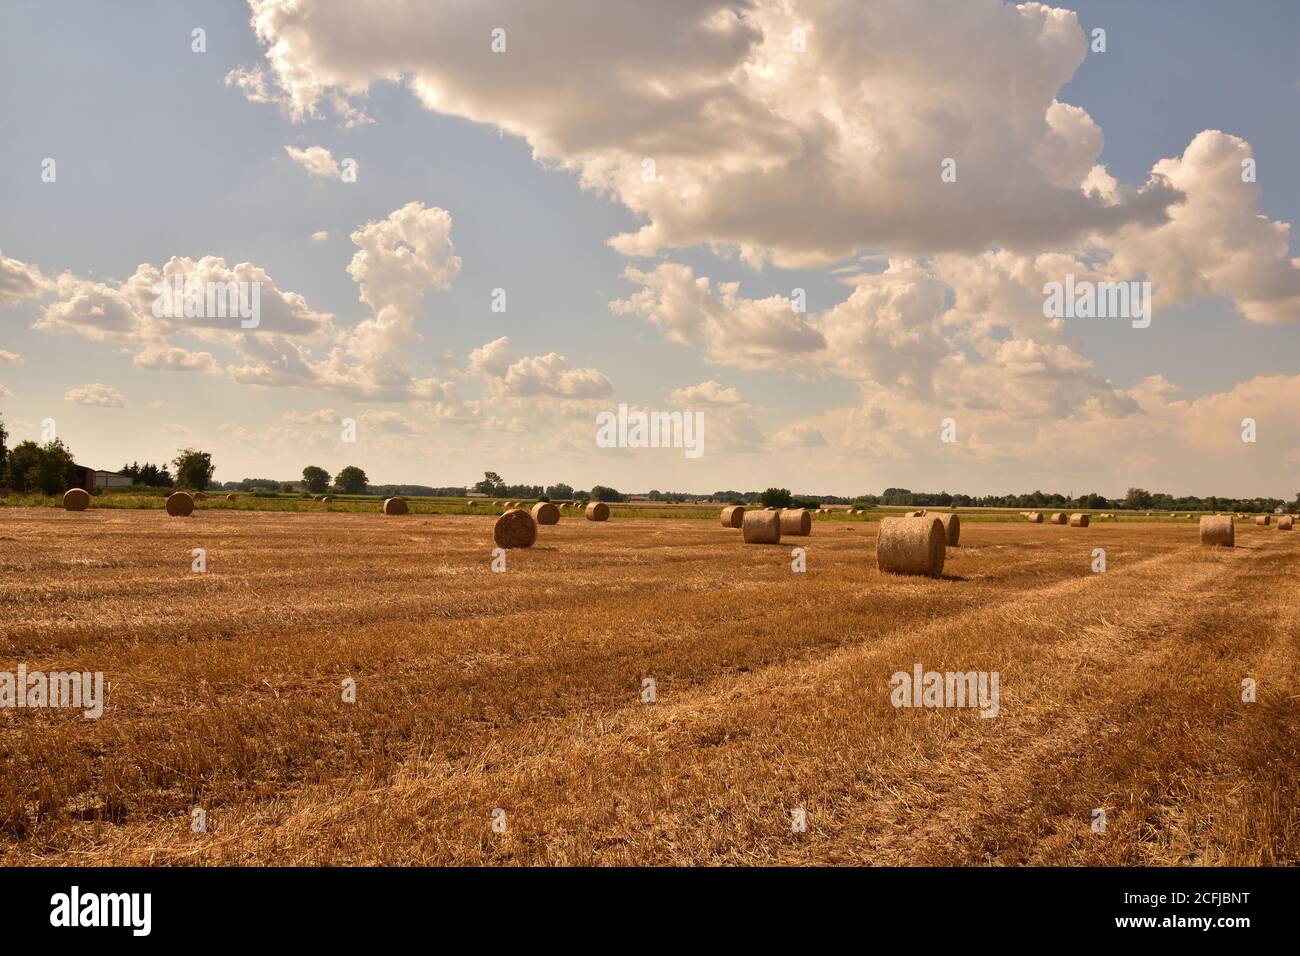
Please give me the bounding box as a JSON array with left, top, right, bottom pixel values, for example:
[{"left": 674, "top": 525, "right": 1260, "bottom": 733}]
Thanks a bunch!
[{"left": 1, "top": 0, "right": 1297, "bottom": 497}]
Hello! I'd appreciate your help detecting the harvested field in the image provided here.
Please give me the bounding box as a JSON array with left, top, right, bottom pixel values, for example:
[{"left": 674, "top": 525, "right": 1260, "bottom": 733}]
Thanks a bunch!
[{"left": 0, "top": 508, "right": 1296, "bottom": 866}]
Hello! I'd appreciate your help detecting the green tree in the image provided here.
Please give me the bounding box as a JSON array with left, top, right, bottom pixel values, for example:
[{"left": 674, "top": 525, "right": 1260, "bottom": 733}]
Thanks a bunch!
[
  {"left": 474, "top": 471, "right": 505, "bottom": 495},
  {"left": 6, "top": 441, "right": 43, "bottom": 492},
  {"left": 590, "top": 484, "right": 624, "bottom": 502},
  {"left": 7, "top": 439, "right": 78, "bottom": 495},
  {"left": 759, "top": 487, "right": 793, "bottom": 509},
  {"left": 301, "top": 465, "right": 330, "bottom": 494},
  {"left": 0, "top": 414, "right": 8, "bottom": 477},
  {"left": 545, "top": 482, "right": 574, "bottom": 500},
  {"left": 334, "top": 465, "right": 368, "bottom": 495},
  {"left": 172, "top": 449, "right": 215, "bottom": 490}
]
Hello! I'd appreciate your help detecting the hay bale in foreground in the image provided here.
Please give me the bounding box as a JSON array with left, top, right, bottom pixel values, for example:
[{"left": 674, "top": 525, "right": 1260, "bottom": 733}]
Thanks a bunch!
[
  {"left": 742, "top": 509, "right": 781, "bottom": 544},
  {"left": 1027, "top": 512, "right": 1043, "bottom": 523},
  {"left": 937, "top": 512, "right": 960, "bottom": 545},
  {"left": 531, "top": 502, "right": 560, "bottom": 525},
  {"left": 1069, "top": 513, "right": 1090, "bottom": 528},
  {"left": 383, "top": 497, "right": 409, "bottom": 516},
  {"left": 720, "top": 505, "right": 746, "bottom": 528},
  {"left": 780, "top": 508, "right": 812, "bottom": 536},
  {"left": 586, "top": 501, "right": 610, "bottom": 521},
  {"left": 1049, "top": 513, "right": 1067, "bottom": 525},
  {"left": 63, "top": 488, "right": 90, "bottom": 511},
  {"left": 1200, "top": 515, "right": 1234, "bottom": 547},
  {"left": 876, "top": 516, "right": 945, "bottom": 578},
  {"left": 494, "top": 509, "right": 537, "bottom": 548},
  {"left": 1255, "top": 515, "right": 1270, "bottom": 526},
  {"left": 166, "top": 492, "right": 194, "bottom": 517},
  {"left": 1278, "top": 516, "right": 1293, "bottom": 530}
]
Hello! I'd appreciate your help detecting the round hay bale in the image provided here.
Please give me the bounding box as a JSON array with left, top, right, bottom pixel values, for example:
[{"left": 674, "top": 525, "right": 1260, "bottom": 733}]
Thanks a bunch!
[
  {"left": 741, "top": 509, "right": 781, "bottom": 544},
  {"left": 63, "top": 488, "right": 91, "bottom": 511},
  {"left": 165, "top": 492, "right": 194, "bottom": 517},
  {"left": 493, "top": 501, "right": 502, "bottom": 507},
  {"left": 876, "top": 516, "right": 945, "bottom": 578},
  {"left": 383, "top": 497, "right": 409, "bottom": 516},
  {"left": 226, "top": 494, "right": 237, "bottom": 502},
  {"left": 720, "top": 505, "right": 746, "bottom": 528},
  {"left": 906, "top": 510, "right": 924, "bottom": 518},
  {"left": 1026, "top": 512, "right": 1043, "bottom": 523},
  {"left": 313, "top": 495, "right": 323, "bottom": 502},
  {"left": 494, "top": 509, "right": 537, "bottom": 548},
  {"left": 1255, "top": 515, "right": 1270, "bottom": 526},
  {"left": 1278, "top": 515, "right": 1293, "bottom": 531},
  {"left": 1069, "top": 513, "right": 1090, "bottom": 528},
  {"left": 779, "top": 508, "right": 812, "bottom": 536},
  {"left": 531, "top": 501, "right": 560, "bottom": 525},
  {"left": 1200, "top": 515, "right": 1234, "bottom": 547},
  {"left": 321, "top": 496, "right": 333, "bottom": 503},
  {"left": 466, "top": 500, "right": 477, "bottom": 508},
  {"left": 1049, "top": 513, "right": 1067, "bottom": 525},
  {"left": 585, "top": 501, "right": 610, "bottom": 522},
  {"left": 192, "top": 491, "right": 207, "bottom": 501},
  {"left": 937, "top": 512, "right": 960, "bottom": 545}
]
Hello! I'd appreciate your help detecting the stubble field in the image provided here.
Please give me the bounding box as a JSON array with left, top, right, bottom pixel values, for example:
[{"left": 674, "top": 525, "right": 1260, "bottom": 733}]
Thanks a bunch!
[{"left": 0, "top": 507, "right": 1296, "bottom": 865}]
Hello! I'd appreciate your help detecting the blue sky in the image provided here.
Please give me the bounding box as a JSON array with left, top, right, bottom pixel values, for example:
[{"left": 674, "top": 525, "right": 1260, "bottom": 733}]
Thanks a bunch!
[{"left": 1, "top": 1, "right": 1297, "bottom": 496}]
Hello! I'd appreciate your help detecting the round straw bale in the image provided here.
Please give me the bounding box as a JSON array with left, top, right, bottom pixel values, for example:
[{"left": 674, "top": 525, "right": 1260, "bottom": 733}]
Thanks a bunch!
[
  {"left": 531, "top": 501, "right": 560, "bottom": 525},
  {"left": 720, "top": 505, "right": 746, "bottom": 528},
  {"left": 1255, "top": 515, "right": 1270, "bottom": 526},
  {"left": 321, "top": 496, "right": 333, "bottom": 503},
  {"left": 165, "top": 492, "right": 194, "bottom": 517},
  {"left": 906, "top": 510, "right": 924, "bottom": 518},
  {"left": 493, "top": 501, "right": 501, "bottom": 507},
  {"left": 467, "top": 500, "right": 476, "bottom": 508},
  {"left": 63, "top": 488, "right": 90, "bottom": 511},
  {"left": 1026, "top": 512, "right": 1043, "bottom": 523},
  {"left": 226, "top": 494, "right": 237, "bottom": 502},
  {"left": 1200, "top": 515, "right": 1234, "bottom": 547},
  {"left": 876, "top": 516, "right": 945, "bottom": 578},
  {"left": 1278, "top": 515, "right": 1293, "bottom": 530},
  {"left": 937, "top": 512, "right": 960, "bottom": 545},
  {"left": 779, "top": 508, "right": 812, "bottom": 536},
  {"left": 312, "top": 495, "right": 323, "bottom": 502},
  {"left": 494, "top": 509, "right": 537, "bottom": 548},
  {"left": 1069, "top": 513, "right": 1090, "bottom": 528},
  {"left": 383, "top": 497, "right": 409, "bottom": 516},
  {"left": 585, "top": 501, "right": 610, "bottom": 521},
  {"left": 1049, "top": 512, "right": 1067, "bottom": 525},
  {"left": 192, "top": 491, "right": 207, "bottom": 501},
  {"left": 742, "top": 508, "right": 781, "bottom": 544}
]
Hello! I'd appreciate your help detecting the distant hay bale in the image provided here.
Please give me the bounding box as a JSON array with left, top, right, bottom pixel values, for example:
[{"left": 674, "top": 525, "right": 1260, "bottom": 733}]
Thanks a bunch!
[
  {"left": 63, "top": 488, "right": 90, "bottom": 511},
  {"left": 585, "top": 501, "right": 610, "bottom": 522},
  {"left": 720, "top": 505, "right": 746, "bottom": 528},
  {"left": 321, "top": 496, "right": 333, "bottom": 503},
  {"left": 466, "top": 500, "right": 476, "bottom": 508},
  {"left": 1026, "top": 512, "right": 1043, "bottom": 523},
  {"left": 779, "top": 508, "right": 812, "bottom": 536},
  {"left": 226, "top": 494, "right": 236, "bottom": 502},
  {"left": 742, "top": 509, "right": 781, "bottom": 544},
  {"left": 1278, "top": 516, "right": 1293, "bottom": 531},
  {"left": 1200, "top": 515, "right": 1234, "bottom": 547},
  {"left": 906, "top": 510, "right": 924, "bottom": 517},
  {"left": 192, "top": 491, "right": 207, "bottom": 500},
  {"left": 165, "top": 492, "right": 194, "bottom": 517},
  {"left": 876, "top": 516, "right": 945, "bottom": 578},
  {"left": 937, "top": 512, "right": 960, "bottom": 545},
  {"left": 1069, "top": 513, "right": 1090, "bottom": 528},
  {"left": 494, "top": 509, "right": 537, "bottom": 548},
  {"left": 531, "top": 501, "right": 560, "bottom": 525},
  {"left": 1049, "top": 513, "right": 1067, "bottom": 525},
  {"left": 313, "top": 495, "right": 323, "bottom": 502},
  {"left": 383, "top": 497, "right": 409, "bottom": 516},
  {"left": 493, "top": 501, "right": 502, "bottom": 507},
  {"left": 1255, "top": 515, "right": 1270, "bottom": 526}
]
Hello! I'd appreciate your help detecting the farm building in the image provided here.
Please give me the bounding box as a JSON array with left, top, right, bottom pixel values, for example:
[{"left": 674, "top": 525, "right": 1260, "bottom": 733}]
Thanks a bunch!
[{"left": 69, "top": 465, "right": 133, "bottom": 491}]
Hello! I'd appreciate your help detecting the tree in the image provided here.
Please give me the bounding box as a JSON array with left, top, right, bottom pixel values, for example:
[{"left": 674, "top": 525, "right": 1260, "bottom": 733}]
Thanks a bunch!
[
  {"left": 0, "top": 414, "right": 9, "bottom": 476},
  {"left": 6, "top": 441, "right": 42, "bottom": 492},
  {"left": 1123, "top": 487, "right": 1152, "bottom": 510},
  {"left": 172, "top": 449, "right": 215, "bottom": 490},
  {"left": 545, "top": 482, "right": 574, "bottom": 500},
  {"left": 590, "top": 484, "right": 624, "bottom": 502},
  {"left": 759, "top": 487, "right": 793, "bottom": 509},
  {"left": 474, "top": 471, "right": 505, "bottom": 495},
  {"left": 7, "top": 439, "right": 77, "bottom": 494},
  {"left": 301, "top": 465, "right": 330, "bottom": 494},
  {"left": 334, "top": 465, "right": 368, "bottom": 495}
]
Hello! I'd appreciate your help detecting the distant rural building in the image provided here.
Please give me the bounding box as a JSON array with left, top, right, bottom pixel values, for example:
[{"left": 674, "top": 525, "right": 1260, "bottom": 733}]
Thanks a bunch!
[{"left": 69, "top": 465, "right": 133, "bottom": 491}]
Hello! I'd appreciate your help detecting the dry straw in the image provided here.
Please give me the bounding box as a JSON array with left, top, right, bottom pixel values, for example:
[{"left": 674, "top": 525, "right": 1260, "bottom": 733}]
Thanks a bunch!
[
  {"left": 742, "top": 509, "right": 781, "bottom": 544},
  {"left": 1069, "top": 513, "right": 1090, "bottom": 528},
  {"left": 1026, "top": 513, "right": 1043, "bottom": 523},
  {"left": 1278, "top": 516, "right": 1293, "bottom": 530},
  {"left": 383, "top": 497, "right": 409, "bottom": 516},
  {"left": 226, "top": 494, "right": 237, "bottom": 502},
  {"left": 321, "top": 496, "right": 333, "bottom": 503},
  {"left": 720, "top": 505, "right": 746, "bottom": 528},
  {"left": 192, "top": 491, "right": 207, "bottom": 500},
  {"left": 494, "top": 509, "right": 537, "bottom": 548},
  {"left": 63, "top": 488, "right": 90, "bottom": 511},
  {"left": 1200, "top": 515, "right": 1234, "bottom": 547},
  {"left": 586, "top": 501, "right": 610, "bottom": 522},
  {"left": 876, "top": 516, "right": 945, "bottom": 577},
  {"left": 780, "top": 508, "right": 812, "bottom": 536},
  {"left": 937, "top": 512, "right": 960, "bottom": 545},
  {"left": 531, "top": 502, "right": 560, "bottom": 525},
  {"left": 1049, "top": 513, "right": 1067, "bottom": 525},
  {"left": 1255, "top": 515, "right": 1270, "bottom": 526},
  {"left": 165, "top": 492, "right": 194, "bottom": 517}
]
